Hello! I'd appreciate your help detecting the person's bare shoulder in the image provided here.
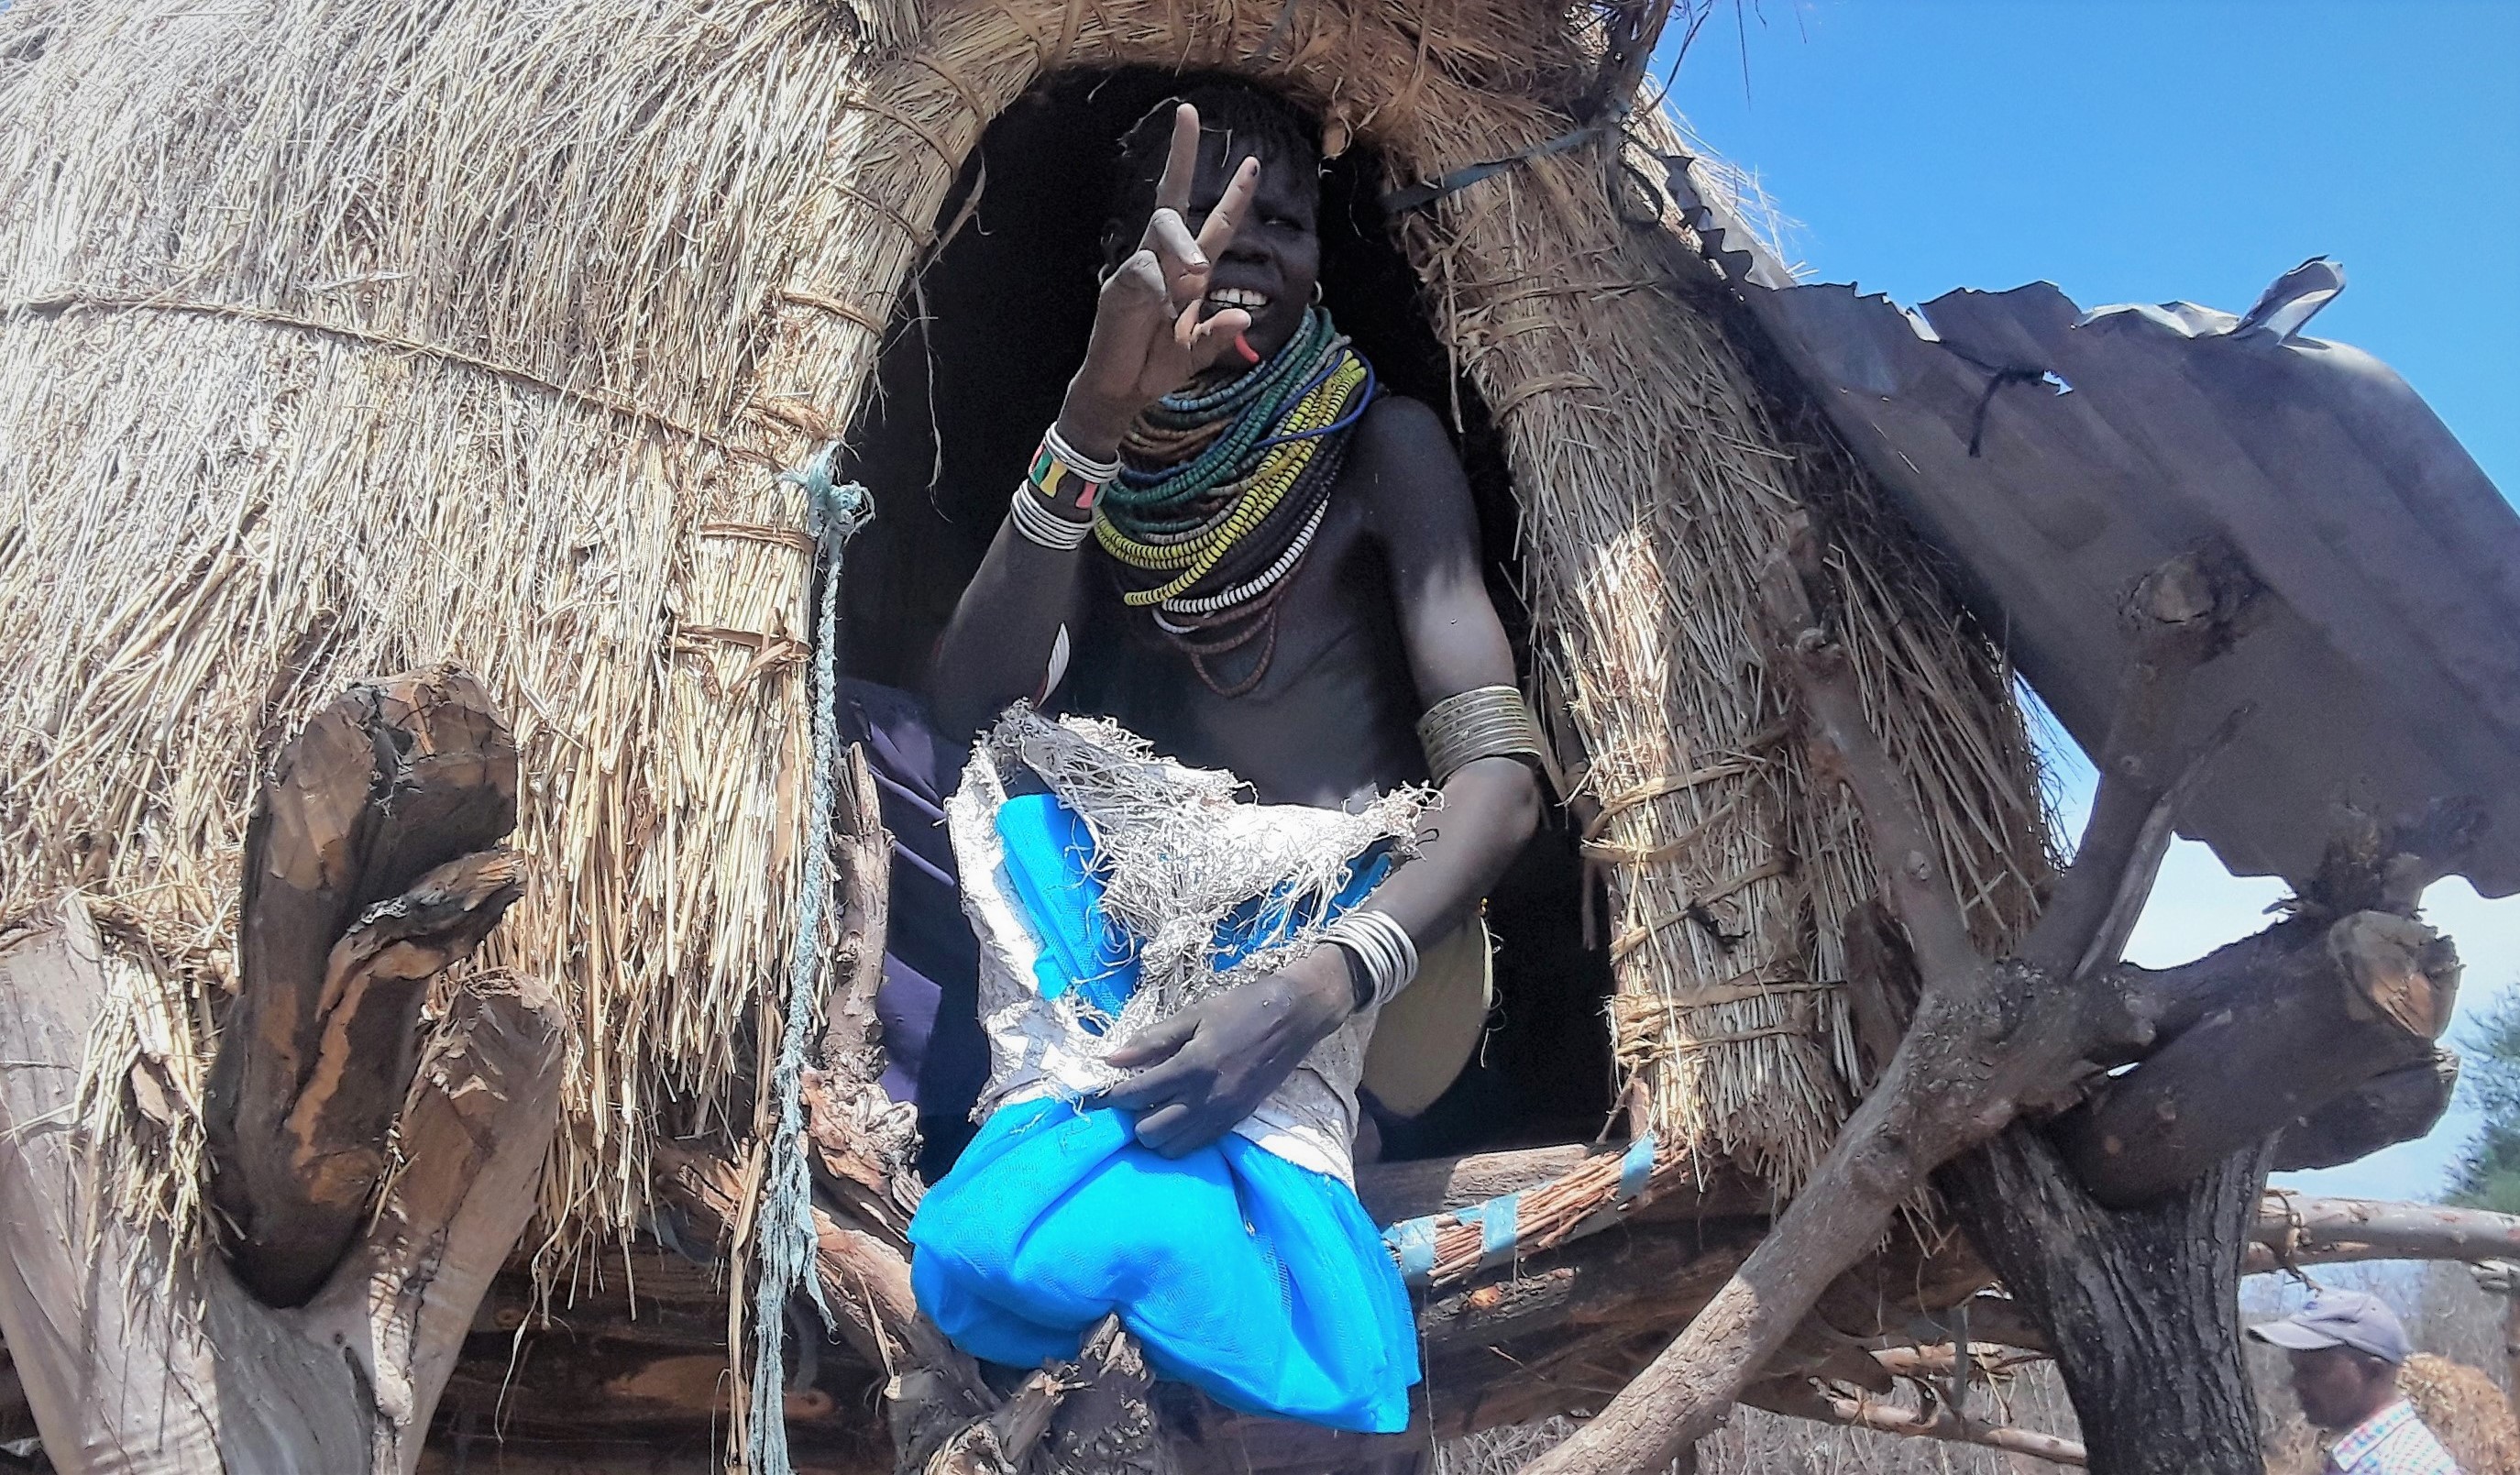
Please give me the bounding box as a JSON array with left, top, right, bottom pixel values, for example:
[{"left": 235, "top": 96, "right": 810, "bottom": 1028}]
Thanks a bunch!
[{"left": 1348, "top": 392, "right": 1475, "bottom": 545}]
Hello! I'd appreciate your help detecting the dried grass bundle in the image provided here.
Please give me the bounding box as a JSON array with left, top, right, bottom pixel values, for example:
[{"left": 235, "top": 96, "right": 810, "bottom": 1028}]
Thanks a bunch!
[
  {"left": 0, "top": 0, "right": 879, "bottom": 1249},
  {"left": 0, "top": 0, "right": 2050, "bottom": 1262}
]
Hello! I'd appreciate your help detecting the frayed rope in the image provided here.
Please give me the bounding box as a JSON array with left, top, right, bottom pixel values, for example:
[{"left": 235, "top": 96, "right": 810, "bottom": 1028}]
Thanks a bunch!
[{"left": 749, "top": 444, "right": 871, "bottom": 1475}]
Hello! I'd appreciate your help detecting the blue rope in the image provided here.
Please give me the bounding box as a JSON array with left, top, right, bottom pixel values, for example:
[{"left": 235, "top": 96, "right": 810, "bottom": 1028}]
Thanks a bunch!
[{"left": 748, "top": 444, "right": 870, "bottom": 1475}]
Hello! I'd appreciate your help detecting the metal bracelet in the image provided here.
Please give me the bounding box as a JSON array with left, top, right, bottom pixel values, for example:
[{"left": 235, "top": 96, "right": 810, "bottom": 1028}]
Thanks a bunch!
[
  {"left": 1323, "top": 908, "right": 1418, "bottom": 1011},
  {"left": 1416, "top": 684, "right": 1546, "bottom": 786},
  {"left": 1008, "top": 481, "right": 1093, "bottom": 551}
]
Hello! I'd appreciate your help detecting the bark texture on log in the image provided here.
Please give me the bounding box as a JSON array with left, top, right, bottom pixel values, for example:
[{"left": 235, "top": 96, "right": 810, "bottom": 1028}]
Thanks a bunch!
[
  {"left": 204, "top": 666, "right": 522, "bottom": 1306},
  {"left": 2058, "top": 912, "right": 2456, "bottom": 1206},
  {"left": 1942, "top": 1125, "right": 2269, "bottom": 1475},
  {"left": 0, "top": 900, "right": 562, "bottom": 1475},
  {"left": 2272, "top": 1051, "right": 2459, "bottom": 1172},
  {"left": 2246, "top": 1194, "right": 2520, "bottom": 1271}
]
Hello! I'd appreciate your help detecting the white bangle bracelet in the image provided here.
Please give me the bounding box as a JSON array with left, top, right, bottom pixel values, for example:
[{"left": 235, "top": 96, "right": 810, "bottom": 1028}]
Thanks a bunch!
[
  {"left": 1042, "top": 422, "right": 1121, "bottom": 483},
  {"left": 1324, "top": 908, "right": 1418, "bottom": 1011},
  {"left": 1008, "top": 481, "right": 1093, "bottom": 551}
]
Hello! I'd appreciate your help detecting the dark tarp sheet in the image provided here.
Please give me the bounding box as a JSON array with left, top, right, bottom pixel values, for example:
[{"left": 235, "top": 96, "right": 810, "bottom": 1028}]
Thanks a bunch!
[{"left": 1665, "top": 162, "right": 2520, "bottom": 898}]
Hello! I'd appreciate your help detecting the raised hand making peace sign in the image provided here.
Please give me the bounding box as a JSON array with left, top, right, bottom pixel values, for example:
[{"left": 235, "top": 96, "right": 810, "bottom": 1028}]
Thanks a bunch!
[{"left": 1055, "top": 103, "right": 1264, "bottom": 460}]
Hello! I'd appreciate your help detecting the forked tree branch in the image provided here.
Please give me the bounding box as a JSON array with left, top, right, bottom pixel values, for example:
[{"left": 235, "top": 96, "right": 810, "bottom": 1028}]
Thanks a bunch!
[
  {"left": 1516, "top": 534, "right": 2269, "bottom": 1475},
  {"left": 2020, "top": 551, "right": 2248, "bottom": 984},
  {"left": 1520, "top": 524, "right": 2115, "bottom": 1474}
]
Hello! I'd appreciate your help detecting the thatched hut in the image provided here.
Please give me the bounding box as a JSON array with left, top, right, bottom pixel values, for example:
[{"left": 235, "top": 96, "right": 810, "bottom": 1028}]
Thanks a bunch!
[{"left": 0, "top": 0, "right": 2070, "bottom": 1466}]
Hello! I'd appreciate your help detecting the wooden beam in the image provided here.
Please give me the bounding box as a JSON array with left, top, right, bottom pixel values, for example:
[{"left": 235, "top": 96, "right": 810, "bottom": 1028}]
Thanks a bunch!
[
  {"left": 2247, "top": 1194, "right": 2520, "bottom": 1271},
  {"left": 2060, "top": 910, "right": 2456, "bottom": 1208},
  {"left": 1352, "top": 1142, "right": 1765, "bottom": 1227},
  {"left": 0, "top": 897, "right": 561, "bottom": 1475},
  {"left": 204, "top": 665, "right": 522, "bottom": 1306}
]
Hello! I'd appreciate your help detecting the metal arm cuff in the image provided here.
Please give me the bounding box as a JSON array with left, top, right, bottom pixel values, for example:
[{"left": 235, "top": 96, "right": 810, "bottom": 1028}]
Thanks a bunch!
[{"left": 1416, "top": 684, "right": 1546, "bottom": 786}]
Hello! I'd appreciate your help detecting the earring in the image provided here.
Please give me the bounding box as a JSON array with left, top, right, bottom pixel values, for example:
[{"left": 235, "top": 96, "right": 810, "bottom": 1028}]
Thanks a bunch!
[{"left": 1311, "top": 281, "right": 1326, "bottom": 306}]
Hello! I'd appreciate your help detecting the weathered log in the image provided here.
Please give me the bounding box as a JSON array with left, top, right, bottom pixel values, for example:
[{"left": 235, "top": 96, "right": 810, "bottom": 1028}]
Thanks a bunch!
[
  {"left": 434, "top": 1337, "right": 856, "bottom": 1427},
  {"left": 2244, "top": 1194, "right": 2520, "bottom": 1271},
  {"left": 204, "top": 665, "right": 522, "bottom": 1306},
  {"left": 1356, "top": 1143, "right": 1601, "bottom": 1222},
  {"left": 2058, "top": 911, "right": 2456, "bottom": 1207},
  {"left": 2272, "top": 1051, "right": 2459, "bottom": 1172},
  {"left": 0, "top": 897, "right": 561, "bottom": 1475},
  {"left": 1744, "top": 1378, "right": 2085, "bottom": 1466}
]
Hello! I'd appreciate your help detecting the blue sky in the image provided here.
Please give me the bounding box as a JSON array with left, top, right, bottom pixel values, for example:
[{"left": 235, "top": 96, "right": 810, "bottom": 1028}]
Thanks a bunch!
[{"left": 1652, "top": 0, "right": 2519, "bottom": 1203}]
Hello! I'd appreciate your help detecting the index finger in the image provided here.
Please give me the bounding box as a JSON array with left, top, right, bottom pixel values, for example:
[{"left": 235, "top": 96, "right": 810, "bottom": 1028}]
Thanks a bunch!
[{"left": 1152, "top": 103, "right": 1201, "bottom": 217}]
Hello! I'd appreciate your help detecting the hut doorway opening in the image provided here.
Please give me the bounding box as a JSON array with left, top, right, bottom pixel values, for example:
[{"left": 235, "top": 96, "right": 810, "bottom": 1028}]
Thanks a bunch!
[{"left": 837, "top": 67, "right": 1614, "bottom": 1172}]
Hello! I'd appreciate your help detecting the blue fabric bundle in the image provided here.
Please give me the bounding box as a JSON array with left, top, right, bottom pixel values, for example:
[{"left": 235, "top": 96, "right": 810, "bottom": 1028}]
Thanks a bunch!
[{"left": 908, "top": 792, "right": 1419, "bottom": 1432}]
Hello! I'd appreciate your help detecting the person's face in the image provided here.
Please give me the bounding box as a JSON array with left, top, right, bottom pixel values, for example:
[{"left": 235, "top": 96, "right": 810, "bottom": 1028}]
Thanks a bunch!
[
  {"left": 2288, "top": 1347, "right": 2390, "bottom": 1430},
  {"left": 1183, "top": 138, "right": 1320, "bottom": 362}
]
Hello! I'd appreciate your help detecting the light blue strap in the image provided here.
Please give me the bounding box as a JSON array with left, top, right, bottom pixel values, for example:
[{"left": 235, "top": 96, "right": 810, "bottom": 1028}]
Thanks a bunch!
[
  {"left": 1384, "top": 1217, "right": 1439, "bottom": 1288},
  {"left": 1617, "top": 1132, "right": 1656, "bottom": 1202},
  {"left": 1455, "top": 1193, "right": 1521, "bottom": 1272}
]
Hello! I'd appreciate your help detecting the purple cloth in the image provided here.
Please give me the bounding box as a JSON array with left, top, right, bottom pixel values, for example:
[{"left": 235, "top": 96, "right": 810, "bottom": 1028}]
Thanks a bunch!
[{"left": 839, "top": 680, "right": 987, "bottom": 1177}]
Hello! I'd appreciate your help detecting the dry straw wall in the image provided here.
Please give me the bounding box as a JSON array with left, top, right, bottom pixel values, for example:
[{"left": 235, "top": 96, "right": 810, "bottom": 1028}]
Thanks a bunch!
[{"left": 0, "top": 0, "right": 2046, "bottom": 1252}]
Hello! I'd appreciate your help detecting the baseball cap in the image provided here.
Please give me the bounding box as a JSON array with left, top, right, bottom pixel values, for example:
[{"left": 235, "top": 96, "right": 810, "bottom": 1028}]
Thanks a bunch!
[{"left": 2246, "top": 1290, "right": 2412, "bottom": 1364}]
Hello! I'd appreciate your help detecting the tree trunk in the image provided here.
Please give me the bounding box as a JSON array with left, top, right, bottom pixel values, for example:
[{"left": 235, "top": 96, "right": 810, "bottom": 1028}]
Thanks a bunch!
[
  {"left": 0, "top": 667, "right": 556, "bottom": 1473},
  {"left": 1941, "top": 1125, "right": 2270, "bottom": 1475},
  {"left": 0, "top": 898, "right": 563, "bottom": 1473}
]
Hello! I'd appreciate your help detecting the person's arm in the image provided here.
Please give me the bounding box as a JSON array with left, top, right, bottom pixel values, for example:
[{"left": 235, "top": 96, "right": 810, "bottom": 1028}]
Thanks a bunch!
[
  {"left": 1333, "top": 394, "right": 1542, "bottom": 951},
  {"left": 1106, "top": 396, "right": 1541, "bottom": 1154},
  {"left": 925, "top": 107, "right": 1259, "bottom": 740}
]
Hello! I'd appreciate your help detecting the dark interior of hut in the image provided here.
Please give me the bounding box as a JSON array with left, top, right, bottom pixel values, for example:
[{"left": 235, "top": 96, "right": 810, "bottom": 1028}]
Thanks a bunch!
[{"left": 837, "top": 67, "right": 1615, "bottom": 1174}]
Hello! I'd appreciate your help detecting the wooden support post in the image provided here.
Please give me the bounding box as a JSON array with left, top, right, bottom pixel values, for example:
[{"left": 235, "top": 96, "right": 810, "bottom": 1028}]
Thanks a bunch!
[
  {"left": 204, "top": 666, "right": 522, "bottom": 1306},
  {"left": 0, "top": 667, "right": 556, "bottom": 1473},
  {"left": 0, "top": 901, "right": 562, "bottom": 1474}
]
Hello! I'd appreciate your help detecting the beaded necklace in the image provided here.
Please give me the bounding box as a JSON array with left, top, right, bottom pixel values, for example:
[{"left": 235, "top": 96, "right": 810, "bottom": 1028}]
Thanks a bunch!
[{"left": 1097, "top": 307, "right": 1377, "bottom": 697}]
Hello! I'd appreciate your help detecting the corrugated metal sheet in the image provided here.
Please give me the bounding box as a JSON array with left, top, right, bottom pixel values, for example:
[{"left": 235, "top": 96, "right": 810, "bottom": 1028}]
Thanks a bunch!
[{"left": 1666, "top": 161, "right": 2520, "bottom": 898}]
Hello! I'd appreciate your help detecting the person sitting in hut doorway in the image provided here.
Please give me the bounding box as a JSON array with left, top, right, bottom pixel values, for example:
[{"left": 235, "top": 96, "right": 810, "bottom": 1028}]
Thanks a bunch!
[
  {"left": 872, "top": 81, "right": 1544, "bottom": 1433},
  {"left": 2250, "top": 1291, "right": 2459, "bottom": 1473}
]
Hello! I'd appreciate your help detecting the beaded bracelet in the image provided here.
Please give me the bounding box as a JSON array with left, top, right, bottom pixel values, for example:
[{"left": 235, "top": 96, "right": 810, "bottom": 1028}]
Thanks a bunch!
[
  {"left": 1322, "top": 908, "right": 1419, "bottom": 1012},
  {"left": 1028, "top": 424, "right": 1119, "bottom": 517}
]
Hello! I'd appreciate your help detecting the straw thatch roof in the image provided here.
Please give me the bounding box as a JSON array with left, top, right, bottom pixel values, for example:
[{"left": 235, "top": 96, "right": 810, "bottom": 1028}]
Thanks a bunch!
[{"left": 0, "top": 0, "right": 2050, "bottom": 1254}]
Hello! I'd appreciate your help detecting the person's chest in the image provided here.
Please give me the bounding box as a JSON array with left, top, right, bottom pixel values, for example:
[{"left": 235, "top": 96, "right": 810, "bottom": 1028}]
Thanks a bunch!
[{"left": 1068, "top": 498, "right": 1425, "bottom": 804}]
